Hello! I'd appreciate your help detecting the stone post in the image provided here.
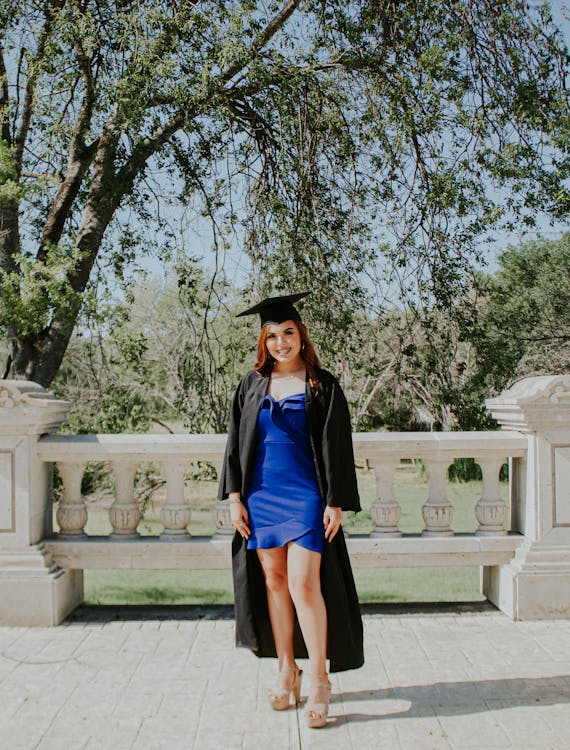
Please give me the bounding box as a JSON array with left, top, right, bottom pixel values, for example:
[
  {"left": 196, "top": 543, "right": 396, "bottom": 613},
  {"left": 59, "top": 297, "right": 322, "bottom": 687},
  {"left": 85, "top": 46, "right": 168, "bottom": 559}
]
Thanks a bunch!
[
  {"left": 482, "top": 375, "right": 570, "bottom": 619},
  {"left": 160, "top": 460, "right": 191, "bottom": 538},
  {"left": 370, "top": 459, "right": 402, "bottom": 537},
  {"left": 213, "top": 460, "right": 235, "bottom": 539},
  {"left": 0, "top": 380, "right": 83, "bottom": 625},
  {"left": 475, "top": 456, "right": 508, "bottom": 536},
  {"left": 421, "top": 457, "right": 454, "bottom": 536}
]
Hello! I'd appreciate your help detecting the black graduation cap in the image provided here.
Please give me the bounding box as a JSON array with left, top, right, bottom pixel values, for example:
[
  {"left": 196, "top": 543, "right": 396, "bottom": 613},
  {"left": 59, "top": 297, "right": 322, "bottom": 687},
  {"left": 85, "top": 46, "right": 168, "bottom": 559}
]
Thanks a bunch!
[{"left": 236, "top": 292, "right": 309, "bottom": 327}]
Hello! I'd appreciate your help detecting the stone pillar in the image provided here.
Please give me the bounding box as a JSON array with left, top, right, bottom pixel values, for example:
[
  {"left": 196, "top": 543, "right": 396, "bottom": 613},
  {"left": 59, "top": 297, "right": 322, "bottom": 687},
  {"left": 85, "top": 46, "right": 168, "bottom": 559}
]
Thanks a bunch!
[
  {"left": 109, "top": 461, "right": 140, "bottom": 538},
  {"left": 370, "top": 459, "right": 402, "bottom": 537},
  {"left": 213, "top": 461, "right": 235, "bottom": 539},
  {"left": 160, "top": 460, "right": 191, "bottom": 538},
  {"left": 475, "top": 456, "right": 508, "bottom": 536},
  {"left": 482, "top": 375, "right": 570, "bottom": 619},
  {"left": 422, "top": 457, "right": 454, "bottom": 536},
  {"left": 56, "top": 461, "right": 88, "bottom": 536},
  {"left": 0, "top": 380, "right": 83, "bottom": 625}
]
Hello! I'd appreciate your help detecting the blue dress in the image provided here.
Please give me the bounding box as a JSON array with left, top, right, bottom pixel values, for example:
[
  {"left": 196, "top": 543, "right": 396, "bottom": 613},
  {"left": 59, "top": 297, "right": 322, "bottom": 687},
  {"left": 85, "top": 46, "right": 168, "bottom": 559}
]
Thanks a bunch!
[{"left": 246, "top": 392, "right": 325, "bottom": 554}]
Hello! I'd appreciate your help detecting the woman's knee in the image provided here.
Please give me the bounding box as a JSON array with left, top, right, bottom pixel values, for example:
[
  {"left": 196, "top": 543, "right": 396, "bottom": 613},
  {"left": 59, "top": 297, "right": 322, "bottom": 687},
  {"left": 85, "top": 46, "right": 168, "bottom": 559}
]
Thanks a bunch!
[
  {"left": 288, "top": 571, "right": 321, "bottom": 603},
  {"left": 263, "top": 566, "right": 288, "bottom": 594}
]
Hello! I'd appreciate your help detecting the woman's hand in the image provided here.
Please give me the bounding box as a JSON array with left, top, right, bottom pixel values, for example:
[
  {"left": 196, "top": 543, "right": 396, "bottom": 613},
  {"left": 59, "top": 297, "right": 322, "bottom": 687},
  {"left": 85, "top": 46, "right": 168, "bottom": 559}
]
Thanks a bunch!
[
  {"left": 229, "top": 495, "right": 250, "bottom": 539},
  {"left": 323, "top": 505, "right": 343, "bottom": 542}
]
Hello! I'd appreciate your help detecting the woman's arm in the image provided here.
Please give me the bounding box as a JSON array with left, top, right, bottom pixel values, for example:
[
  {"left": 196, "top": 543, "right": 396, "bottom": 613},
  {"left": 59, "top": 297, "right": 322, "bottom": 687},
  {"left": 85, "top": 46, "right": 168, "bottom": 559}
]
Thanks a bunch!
[{"left": 229, "top": 491, "right": 250, "bottom": 539}]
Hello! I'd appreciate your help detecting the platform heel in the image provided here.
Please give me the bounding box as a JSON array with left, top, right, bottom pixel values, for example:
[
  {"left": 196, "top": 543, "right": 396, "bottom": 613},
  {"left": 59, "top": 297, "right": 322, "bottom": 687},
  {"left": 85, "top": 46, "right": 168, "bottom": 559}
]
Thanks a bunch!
[{"left": 268, "top": 666, "right": 303, "bottom": 710}]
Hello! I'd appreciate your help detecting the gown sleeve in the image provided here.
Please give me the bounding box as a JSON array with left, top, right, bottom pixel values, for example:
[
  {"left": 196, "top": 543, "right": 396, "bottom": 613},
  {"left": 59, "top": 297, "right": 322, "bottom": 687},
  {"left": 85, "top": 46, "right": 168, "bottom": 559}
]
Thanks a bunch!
[
  {"left": 321, "top": 377, "right": 361, "bottom": 512},
  {"left": 217, "top": 376, "right": 247, "bottom": 500}
]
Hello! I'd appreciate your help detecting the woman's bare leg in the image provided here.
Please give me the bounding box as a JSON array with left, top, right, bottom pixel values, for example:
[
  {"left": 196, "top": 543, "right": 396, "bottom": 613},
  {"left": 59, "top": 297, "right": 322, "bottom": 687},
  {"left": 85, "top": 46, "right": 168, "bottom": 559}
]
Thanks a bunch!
[
  {"left": 257, "top": 547, "right": 296, "bottom": 674},
  {"left": 286, "top": 543, "right": 327, "bottom": 677}
]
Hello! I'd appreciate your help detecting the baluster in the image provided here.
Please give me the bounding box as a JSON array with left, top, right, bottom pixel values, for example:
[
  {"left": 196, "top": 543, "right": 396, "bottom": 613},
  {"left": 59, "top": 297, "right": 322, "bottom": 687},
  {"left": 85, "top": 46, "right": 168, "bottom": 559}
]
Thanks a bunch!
[
  {"left": 160, "top": 460, "right": 191, "bottom": 537},
  {"left": 56, "top": 461, "right": 88, "bottom": 536},
  {"left": 475, "top": 456, "right": 508, "bottom": 535},
  {"left": 213, "top": 462, "right": 235, "bottom": 538},
  {"left": 422, "top": 457, "right": 454, "bottom": 536},
  {"left": 109, "top": 461, "right": 140, "bottom": 539},
  {"left": 370, "top": 459, "right": 402, "bottom": 537},
  {"left": 214, "top": 500, "right": 234, "bottom": 538}
]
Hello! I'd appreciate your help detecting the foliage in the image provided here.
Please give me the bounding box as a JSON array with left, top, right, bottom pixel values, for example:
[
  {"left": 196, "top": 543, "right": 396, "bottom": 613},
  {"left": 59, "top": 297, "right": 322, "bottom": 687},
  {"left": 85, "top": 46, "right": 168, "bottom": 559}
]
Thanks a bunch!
[
  {"left": 469, "top": 233, "right": 570, "bottom": 391},
  {"left": 54, "top": 267, "right": 251, "bottom": 434},
  {"left": 348, "top": 233, "right": 570, "bottom": 432},
  {"left": 1, "top": 0, "right": 569, "bottom": 386},
  {"left": 348, "top": 305, "right": 486, "bottom": 431},
  {"left": 53, "top": 233, "right": 569, "bottom": 442}
]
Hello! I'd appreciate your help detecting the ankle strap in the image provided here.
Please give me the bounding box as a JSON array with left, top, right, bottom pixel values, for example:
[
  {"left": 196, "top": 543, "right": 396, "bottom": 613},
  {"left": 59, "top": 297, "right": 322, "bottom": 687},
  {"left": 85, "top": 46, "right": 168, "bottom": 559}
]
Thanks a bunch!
[{"left": 309, "top": 674, "right": 331, "bottom": 686}]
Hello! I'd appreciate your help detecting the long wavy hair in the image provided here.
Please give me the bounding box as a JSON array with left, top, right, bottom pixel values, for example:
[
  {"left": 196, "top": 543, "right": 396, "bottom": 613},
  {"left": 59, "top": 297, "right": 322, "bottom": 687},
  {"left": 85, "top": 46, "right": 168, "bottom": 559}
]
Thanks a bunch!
[{"left": 254, "top": 320, "right": 321, "bottom": 390}]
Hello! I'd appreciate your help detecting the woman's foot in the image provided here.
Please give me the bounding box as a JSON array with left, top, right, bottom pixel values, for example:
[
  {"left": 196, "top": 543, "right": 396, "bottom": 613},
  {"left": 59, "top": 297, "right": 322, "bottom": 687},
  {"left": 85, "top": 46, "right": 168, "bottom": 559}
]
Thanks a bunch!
[
  {"left": 268, "top": 665, "right": 303, "bottom": 710},
  {"left": 305, "top": 674, "right": 331, "bottom": 728}
]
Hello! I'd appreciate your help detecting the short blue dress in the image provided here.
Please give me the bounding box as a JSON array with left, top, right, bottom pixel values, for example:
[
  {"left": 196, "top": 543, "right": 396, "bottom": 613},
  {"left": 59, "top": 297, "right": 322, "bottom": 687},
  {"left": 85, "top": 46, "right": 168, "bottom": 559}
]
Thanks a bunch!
[{"left": 245, "top": 392, "right": 325, "bottom": 554}]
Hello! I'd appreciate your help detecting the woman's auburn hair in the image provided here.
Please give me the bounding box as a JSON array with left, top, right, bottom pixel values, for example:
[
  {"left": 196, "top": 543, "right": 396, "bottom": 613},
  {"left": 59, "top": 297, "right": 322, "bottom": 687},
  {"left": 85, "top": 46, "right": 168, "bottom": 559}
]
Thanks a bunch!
[{"left": 254, "top": 320, "right": 321, "bottom": 389}]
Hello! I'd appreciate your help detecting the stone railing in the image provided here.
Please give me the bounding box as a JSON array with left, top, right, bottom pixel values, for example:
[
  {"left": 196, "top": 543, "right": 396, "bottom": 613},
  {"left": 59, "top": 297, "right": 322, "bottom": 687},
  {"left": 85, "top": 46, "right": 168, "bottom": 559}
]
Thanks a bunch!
[
  {"left": 35, "top": 431, "right": 525, "bottom": 568},
  {"left": 1, "top": 374, "right": 569, "bottom": 625}
]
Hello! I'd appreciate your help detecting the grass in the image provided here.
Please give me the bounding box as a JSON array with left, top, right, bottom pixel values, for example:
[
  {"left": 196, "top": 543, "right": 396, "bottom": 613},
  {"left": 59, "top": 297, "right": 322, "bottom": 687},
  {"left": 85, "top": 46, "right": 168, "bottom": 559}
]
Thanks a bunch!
[
  {"left": 85, "top": 569, "right": 234, "bottom": 605},
  {"left": 84, "top": 567, "right": 483, "bottom": 606},
  {"left": 79, "top": 463, "right": 503, "bottom": 606}
]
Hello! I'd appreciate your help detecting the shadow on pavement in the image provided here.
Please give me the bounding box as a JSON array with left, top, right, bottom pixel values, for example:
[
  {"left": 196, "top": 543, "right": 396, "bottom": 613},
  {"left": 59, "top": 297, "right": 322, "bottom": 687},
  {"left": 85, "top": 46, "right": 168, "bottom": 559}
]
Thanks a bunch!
[
  {"left": 330, "top": 674, "right": 570, "bottom": 724},
  {"left": 67, "top": 600, "right": 496, "bottom": 623}
]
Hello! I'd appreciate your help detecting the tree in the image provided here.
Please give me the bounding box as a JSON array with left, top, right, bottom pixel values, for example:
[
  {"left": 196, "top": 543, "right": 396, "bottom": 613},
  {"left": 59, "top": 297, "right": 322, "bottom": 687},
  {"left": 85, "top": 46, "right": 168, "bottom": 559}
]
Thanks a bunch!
[
  {"left": 1, "top": 1, "right": 568, "bottom": 386},
  {"left": 469, "top": 233, "right": 570, "bottom": 390},
  {"left": 352, "top": 233, "right": 570, "bottom": 434},
  {"left": 50, "top": 233, "right": 567, "bottom": 443},
  {"left": 57, "top": 265, "right": 252, "bottom": 434}
]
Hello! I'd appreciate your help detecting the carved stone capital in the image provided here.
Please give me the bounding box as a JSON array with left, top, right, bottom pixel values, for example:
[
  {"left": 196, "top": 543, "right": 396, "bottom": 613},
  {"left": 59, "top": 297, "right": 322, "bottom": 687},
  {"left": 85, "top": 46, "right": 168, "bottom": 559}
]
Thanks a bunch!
[
  {"left": 0, "top": 380, "right": 71, "bottom": 435},
  {"left": 487, "top": 375, "right": 570, "bottom": 433}
]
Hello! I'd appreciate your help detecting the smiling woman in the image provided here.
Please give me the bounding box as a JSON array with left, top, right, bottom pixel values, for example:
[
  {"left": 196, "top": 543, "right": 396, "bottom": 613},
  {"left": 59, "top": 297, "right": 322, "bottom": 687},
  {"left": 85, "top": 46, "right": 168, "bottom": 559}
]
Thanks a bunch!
[{"left": 218, "top": 292, "right": 363, "bottom": 729}]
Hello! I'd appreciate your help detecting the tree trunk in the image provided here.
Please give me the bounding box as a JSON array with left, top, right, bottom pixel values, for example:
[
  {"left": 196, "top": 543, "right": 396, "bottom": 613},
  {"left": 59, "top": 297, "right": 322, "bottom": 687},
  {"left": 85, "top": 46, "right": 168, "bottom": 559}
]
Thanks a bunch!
[
  {"left": 9, "top": 192, "right": 114, "bottom": 386},
  {"left": 10, "top": 329, "right": 71, "bottom": 387},
  {"left": 0, "top": 199, "right": 20, "bottom": 277}
]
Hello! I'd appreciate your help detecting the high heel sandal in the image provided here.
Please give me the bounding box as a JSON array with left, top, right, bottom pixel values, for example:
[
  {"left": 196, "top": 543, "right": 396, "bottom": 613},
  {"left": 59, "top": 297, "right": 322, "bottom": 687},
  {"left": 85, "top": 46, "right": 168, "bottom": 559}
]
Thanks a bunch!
[
  {"left": 268, "top": 666, "right": 303, "bottom": 711},
  {"left": 305, "top": 674, "right": 332, "bottom": 729}
]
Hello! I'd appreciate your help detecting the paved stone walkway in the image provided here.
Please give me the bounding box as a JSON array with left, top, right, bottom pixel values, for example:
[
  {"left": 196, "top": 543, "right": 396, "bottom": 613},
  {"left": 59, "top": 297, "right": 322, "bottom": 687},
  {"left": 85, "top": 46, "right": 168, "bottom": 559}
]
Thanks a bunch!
[{"left": 1, "top": 604, "right": 570, "bottom": 749}]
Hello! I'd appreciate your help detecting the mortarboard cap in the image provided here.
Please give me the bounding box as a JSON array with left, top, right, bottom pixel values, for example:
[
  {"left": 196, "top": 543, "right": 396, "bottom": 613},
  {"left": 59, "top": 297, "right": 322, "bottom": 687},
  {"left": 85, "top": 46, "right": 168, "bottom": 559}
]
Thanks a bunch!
[{"left": 236, "top": 292, "right": 309, "bottom": 327}]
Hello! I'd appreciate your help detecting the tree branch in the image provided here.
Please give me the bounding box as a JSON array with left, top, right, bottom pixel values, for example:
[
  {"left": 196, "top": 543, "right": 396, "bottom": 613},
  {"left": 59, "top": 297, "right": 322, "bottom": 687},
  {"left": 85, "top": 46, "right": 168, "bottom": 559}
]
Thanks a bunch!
[
  {"left": 111, "top": 1, "right": 303, "bottom": 206},
  {"left": 38, "top": 11, "right": 98, "bottom": 258},
  {"left": 220, "top": 0, "right": 302, "bottom": 84},
  {"left": 0, "top": 46, "right": 10, "bottom": 145},
  {"left": 13, "top": 2, "right": 64, "bottom": 172}
]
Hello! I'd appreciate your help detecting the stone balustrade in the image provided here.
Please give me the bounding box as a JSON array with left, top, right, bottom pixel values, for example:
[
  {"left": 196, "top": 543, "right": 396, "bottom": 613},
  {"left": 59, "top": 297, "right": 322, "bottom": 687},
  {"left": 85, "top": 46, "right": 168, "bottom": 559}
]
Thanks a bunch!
[
  {"left": 1, "top": 374, "right": 569, "bottom": 625},
  {"left": 37, "top": 430, "right": 526, "bottom": 543}
]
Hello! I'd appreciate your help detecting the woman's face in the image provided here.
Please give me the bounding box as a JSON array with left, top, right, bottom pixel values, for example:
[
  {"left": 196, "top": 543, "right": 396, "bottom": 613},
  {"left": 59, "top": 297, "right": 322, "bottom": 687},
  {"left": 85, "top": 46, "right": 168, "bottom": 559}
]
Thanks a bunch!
[{"left": 265, "top": 320, "right": 302, "bottom": 366}]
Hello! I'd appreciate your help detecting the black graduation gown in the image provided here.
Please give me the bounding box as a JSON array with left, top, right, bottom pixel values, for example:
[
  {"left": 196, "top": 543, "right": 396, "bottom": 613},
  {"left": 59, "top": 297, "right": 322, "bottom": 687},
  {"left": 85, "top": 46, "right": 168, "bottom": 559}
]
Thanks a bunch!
[{"left": 218, "top": 367, "right": 364, "bottom": 673}]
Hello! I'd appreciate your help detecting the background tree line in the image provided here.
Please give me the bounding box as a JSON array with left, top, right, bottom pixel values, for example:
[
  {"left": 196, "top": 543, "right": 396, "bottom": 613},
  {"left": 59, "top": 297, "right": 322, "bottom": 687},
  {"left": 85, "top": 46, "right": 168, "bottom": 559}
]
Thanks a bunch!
[{"left": 52, "top": 233, "right": 570, "bottom": 438}]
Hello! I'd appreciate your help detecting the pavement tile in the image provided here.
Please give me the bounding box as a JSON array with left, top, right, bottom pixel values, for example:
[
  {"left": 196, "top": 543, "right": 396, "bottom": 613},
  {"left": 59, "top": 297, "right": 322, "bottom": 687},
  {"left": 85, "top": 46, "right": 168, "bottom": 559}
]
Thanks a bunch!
[
  {"left": 437, "top": 711, "right": 512, "bottom": 748},
  {"left": 1, "top": 609, "right": 570, "bottom": 749},
  {"left": 242, "top": 730, "right": 293, "bottom": 750},
  {"left": 486, "top": 701, "right": 562, "bottom": 746},
  {"left": 0, "top": 729, "right": 48, "bottom": 750}
]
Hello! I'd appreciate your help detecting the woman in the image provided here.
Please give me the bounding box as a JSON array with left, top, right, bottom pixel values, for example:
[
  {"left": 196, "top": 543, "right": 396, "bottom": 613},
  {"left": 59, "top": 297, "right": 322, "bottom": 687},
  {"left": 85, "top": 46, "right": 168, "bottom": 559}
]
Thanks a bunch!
[{"left": 218, "top": 292, "right": 364, "bottom": 729}]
